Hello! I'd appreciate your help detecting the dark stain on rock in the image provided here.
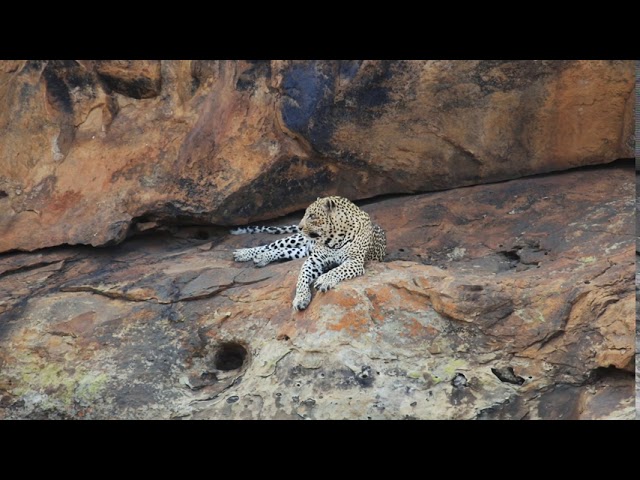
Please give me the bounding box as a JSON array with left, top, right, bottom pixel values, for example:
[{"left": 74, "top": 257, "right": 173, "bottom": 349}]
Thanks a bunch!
[
  {"left": 19, "top": 82, "right": 37, "bottom": 106},
  {"left": 23, "top": 60, "right": 45, "bottom": 72},
  {"left": 459, "top": 284, "right": 484, "bottom": 292},
  {"left": 280, "top": 61, "right": 400, "bottom": 156},
  {"left": 475, "top": 395, "right": 526, "bottom": 420},
  {"left": 42, "top": 62, "right": 74, "bottom": 115},
  {"left": 17, "top": 405, "right": 77, "bottom": 420},
  {"left": 42, "top": 60, "right": 99, "bottom": 118},
  {"left": 537, "top": 384, "right": 581, "bottom": 420},
  {"left": 286, "top": 366, "right": 377, "bottom": 391},
  {"left": 338, "top": 60, "right": 362, "bottom": 80},
  {"left": 219, "top": 156, "right": 334, "bottom": 223},
  {"left": 450, "top": 382, "right": 476, "bottom": 407},
  {"left": 110, "top": 162, "right": 149, "bottom": 184},
  {"left": 473, "top": 60, "right": 571, "bottom": 95},
  {"left": 114, "top": 383, "right": 159, "bottom": 409},
  {"left": 330, "top": 149, "right": 371, "bottom": 170},
  {"left": 345, "top": 62, "right": 393, "bottom": 110},
  {"left": 98, "top": 73, "right": 161, "bottom": 100},
  {"left": 281, "top": 61, "right": 333, "bottom": 135},
  {"left": 450, "top": 373, "right": 485, "bottom": 408},
  {"left": 236, "top": 61, "right": 271, "bottom": 91},
  {"left": 288, "top": 365, "right": 307, "bottom": 378}
]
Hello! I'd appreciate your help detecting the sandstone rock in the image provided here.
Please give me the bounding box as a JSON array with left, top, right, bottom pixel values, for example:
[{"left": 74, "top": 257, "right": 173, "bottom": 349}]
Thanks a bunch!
[
  {"left": 0, "top": 60, "right": 634, "bottom": 252},
  {"left": 0, "top": 164, "right": 633, "bottom": 419},
  {"left": 636, "top": 171, "right": 639, "bottom": 419},
  {"left": 91, "top": 60, "right": 162, "bottom": 99}
]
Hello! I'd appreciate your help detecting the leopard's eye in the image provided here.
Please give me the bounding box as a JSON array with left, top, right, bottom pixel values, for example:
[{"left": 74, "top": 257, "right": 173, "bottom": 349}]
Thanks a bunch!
[{"left": 308, "top": 213, "right": 317, "bottom": 220}]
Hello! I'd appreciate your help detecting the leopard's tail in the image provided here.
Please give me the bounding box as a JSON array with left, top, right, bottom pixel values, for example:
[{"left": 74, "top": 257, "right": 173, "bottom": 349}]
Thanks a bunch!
[
  {"left": 230, "top": 225, "right": 300, "bottom": 235},
  {"left": 366, "top": 223, "right": 387, "bottom": 262}
]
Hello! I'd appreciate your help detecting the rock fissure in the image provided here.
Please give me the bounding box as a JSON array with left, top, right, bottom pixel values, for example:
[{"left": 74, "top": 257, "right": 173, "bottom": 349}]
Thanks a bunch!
[{"left": 0, "top": 60, "right": 633, "bottom": 419}]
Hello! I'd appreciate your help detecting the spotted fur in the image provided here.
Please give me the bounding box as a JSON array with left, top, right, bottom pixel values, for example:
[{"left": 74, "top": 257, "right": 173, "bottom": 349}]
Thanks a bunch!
[
  {"left": 233, "top": 233, "right": 314, "bottom": 267},
  {"left": 230, "top": 225, "right": 300, "bottom": 235},
  {"left": 232, "top": 196, "right": 386, "bottom": 310}
]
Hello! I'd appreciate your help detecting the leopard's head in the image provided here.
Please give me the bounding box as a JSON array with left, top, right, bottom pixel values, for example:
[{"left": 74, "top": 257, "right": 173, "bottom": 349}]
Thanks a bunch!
[{"left": 299, "top": 197, "right": 340, "bottom": 240}]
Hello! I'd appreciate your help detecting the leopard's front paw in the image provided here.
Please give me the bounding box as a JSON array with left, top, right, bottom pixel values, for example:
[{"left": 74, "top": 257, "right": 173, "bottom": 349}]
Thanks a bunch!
[
  {"left": 233, "top": 248, "right": 256, "bottom": 262},
  {"left": 292, "top": 290, "right": 312, "bottom": 311},
  {"left": 253, "top": 252, "right": 271, "bottom": 268},
  {"left": 314, "top": 273, "right": 338, "bottom": 292}
]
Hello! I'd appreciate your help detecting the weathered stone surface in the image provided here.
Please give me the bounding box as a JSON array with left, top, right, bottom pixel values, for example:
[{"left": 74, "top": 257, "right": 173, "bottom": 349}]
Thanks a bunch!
[
  {"left": 0, "top": 60, "right": 634, "bottom": 253},
  {"left": 91, "top": 60, "right": 162, "bottom": 99},
  {"left": 636, "top": 171, "right": 639, "bottom": 419},
  {"left": 0, "top": 164, "right": 633, "bottom": 419}
]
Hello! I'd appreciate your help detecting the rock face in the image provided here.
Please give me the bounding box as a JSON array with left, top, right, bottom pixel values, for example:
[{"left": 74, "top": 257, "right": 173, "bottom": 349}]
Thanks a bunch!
[
  {"left": 0, "top": 163, "right": 633, "bottom": 419},
  {"left": 0, "top": 60, "right": 634, "bottom": 253},
  {"left": 636, "top": 171, "right": 639, "bottom": 420}
]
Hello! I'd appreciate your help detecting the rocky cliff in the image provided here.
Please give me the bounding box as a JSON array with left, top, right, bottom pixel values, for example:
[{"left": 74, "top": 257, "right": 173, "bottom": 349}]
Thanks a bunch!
[
  {"left": 0, "top": 60, "right": 634, "bottom": 253},
  {"left": 636, "top": 171, "right": 639, "bottom": 420},
  {"left": 0, "top": 163, "right": 634, "bottom": 419}
]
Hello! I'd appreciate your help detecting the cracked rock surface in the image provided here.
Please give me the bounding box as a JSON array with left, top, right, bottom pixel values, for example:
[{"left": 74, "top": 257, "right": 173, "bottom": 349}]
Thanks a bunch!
[
  {"left": 0, "top": 163, "right": 634, "bottom": 419},
  {"left": 0, "top": 60, "right": 634, "bottom": 253}
]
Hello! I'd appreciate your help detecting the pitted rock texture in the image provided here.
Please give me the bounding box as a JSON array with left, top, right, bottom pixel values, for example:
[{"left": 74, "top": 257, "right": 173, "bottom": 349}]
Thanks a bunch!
[
  {"left": 0, "top": 163, "right": 634, "bottom": 419},
  {"left": 0, "top": 60, "right": 634, "bottom": 252}
]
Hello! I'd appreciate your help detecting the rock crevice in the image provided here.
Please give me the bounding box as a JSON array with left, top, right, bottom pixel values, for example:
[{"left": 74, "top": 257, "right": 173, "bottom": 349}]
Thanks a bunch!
[
  {"left": 0, "top": 60, "right": 634, "bottom": 252},
  {"left": 0, "top": 164, "right": 633, "bottom": 419}
]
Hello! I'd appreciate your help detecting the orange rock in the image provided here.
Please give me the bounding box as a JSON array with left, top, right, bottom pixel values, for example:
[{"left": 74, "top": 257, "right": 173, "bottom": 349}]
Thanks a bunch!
[
  {"left": 0, "top": 60, "right": 633, "bottom": 253},
  {"left": 0, "top": 145, "right": 633, "bottom": 419}
]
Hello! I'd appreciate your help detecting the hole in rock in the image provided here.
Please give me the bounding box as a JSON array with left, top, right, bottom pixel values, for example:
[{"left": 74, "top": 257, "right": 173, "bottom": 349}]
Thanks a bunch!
[
  {"left": 0, "top": 191, "right": 7, "bottom": 199},
  {"left": 214, "top": 342, "right": 248, "bottom": 371},
  {"left": 451, "top": 373, "right": 468, "bottom": 388},
  {"left": 588, "top": 365, "right": 633, "bottom": 382},
  {"left": 500, "top": 250, "right": 520, "bottom": 262},
  {"left": 491, "top": 366, "right": 525, "bottom": 385},
  {"left": 195, "top": 230, "right": 210, "bottom": 240}
]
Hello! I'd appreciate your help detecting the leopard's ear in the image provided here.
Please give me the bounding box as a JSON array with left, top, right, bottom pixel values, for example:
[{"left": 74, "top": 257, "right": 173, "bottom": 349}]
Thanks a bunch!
[{"left": 324, "top": 197, "right": 337, "bottom": 213}]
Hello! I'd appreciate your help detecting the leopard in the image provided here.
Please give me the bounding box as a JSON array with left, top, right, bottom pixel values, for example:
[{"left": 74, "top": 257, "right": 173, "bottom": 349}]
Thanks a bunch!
[{"left": 232, "top": 196, "right": 386, "bottom": 310}]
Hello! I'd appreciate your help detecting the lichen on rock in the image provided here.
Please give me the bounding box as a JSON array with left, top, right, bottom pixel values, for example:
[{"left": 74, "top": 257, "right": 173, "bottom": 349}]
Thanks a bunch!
[{"left": 0, "top": 163, "right": 633, "bottom": 419}]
